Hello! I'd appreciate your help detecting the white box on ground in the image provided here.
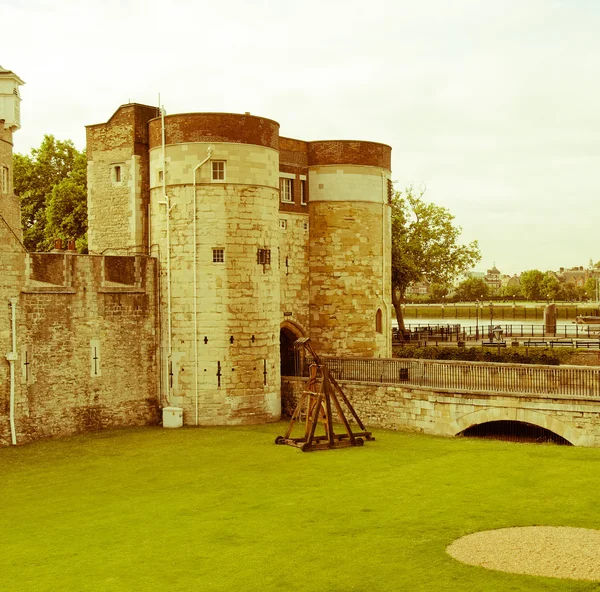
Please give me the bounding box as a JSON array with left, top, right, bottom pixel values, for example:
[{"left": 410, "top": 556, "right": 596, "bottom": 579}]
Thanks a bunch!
[{"left": 162, "top": 406, "right": 183, "bottom": 428}]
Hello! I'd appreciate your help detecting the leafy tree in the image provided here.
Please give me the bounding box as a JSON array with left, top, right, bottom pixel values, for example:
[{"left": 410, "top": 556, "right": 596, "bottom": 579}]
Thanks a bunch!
[
  {"left": 454, "top": 277, "right": 489, "bottom": 301},
  {"left": 541, "top": 272, "right": 561, "bottom": 300},
  {"left": 429, "top": 283, "right": 449, "bottom": 301},
  {"left": 519, "top": 269, "right": 545, "bottom": 300},
  {"left": 391, "top": 185, "right": 481, "bottom": 333},
  {"left": 500, "top": 283, "right": 522, "bottom": 299},
  {"left": 14, "top": 135, "right": 87, "bottom": 251},
  {"left": 584, "top": 277, "right": 598, "bottom": 300}
]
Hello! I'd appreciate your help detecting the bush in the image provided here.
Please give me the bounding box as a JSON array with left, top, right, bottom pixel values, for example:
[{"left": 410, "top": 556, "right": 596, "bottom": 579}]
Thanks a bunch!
[{"left": 392, "top": 346, "right": 575, "bottom": 365}]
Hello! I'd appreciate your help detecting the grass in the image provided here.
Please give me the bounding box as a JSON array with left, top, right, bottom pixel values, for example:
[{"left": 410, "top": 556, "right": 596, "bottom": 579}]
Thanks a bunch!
[{"left": 2, "top": 424, "right": 600, "bottom": 592}]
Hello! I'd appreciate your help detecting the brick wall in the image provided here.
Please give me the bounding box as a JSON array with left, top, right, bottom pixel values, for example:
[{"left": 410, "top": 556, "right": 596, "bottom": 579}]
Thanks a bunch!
[{"left": 0, "top": 253, "right": 159, "bottom": 446}]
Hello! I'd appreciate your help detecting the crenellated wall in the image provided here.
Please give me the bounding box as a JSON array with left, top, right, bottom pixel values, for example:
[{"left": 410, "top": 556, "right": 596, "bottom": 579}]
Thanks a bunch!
[{"left": 0, "top": 253, "right": 159, "bottom": 446}]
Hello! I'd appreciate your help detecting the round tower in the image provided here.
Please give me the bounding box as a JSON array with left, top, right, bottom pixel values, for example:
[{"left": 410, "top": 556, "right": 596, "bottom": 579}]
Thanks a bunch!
[
  {"left": 148, "top": 113, "right": 281, "bottom": 425},
  {"left": 308, "top": 140, "right": 392, "bottom": 358}
]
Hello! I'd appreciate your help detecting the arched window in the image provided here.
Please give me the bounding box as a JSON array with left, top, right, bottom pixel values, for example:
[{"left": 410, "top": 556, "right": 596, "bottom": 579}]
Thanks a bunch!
[{"left": 375, "top": 308, "right": 383, "bottom": 334}]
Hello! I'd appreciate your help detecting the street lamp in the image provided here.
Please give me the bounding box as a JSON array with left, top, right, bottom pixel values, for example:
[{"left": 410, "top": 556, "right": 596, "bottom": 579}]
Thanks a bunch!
[
  {"left": 489, "top": 302, "right": 494, "bottom": 341},
  {"left": 475, "top": 299, "right": 480, "bottom": 341}
]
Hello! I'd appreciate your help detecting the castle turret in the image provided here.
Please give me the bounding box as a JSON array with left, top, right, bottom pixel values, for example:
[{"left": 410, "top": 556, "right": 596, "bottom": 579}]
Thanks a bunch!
[
  {"left": 0, "top": 66, "right": 25, "bottom": 239},
  {"left": 147, "top": 113, "right": 281, "bottom": 425},
  {"left": 307, "top": 140, "right": 392, "bottom": 357},
  {"left": 86, "top": 103, "right": 159, "bottom": 254}
]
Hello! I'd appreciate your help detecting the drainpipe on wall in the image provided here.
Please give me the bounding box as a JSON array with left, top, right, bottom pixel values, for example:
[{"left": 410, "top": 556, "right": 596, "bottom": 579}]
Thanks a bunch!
[
  {"left": 7, "top": 298, "right": 18, "bottom": 445},
  {"left": 381, "top": 172, "right": 389, "bottom": 354},
  {"left": 159, "top": 105, "right": 173, "bottom": 405},
  {"left": 192, "top": 147, "right": 213, "bottom": 426}
]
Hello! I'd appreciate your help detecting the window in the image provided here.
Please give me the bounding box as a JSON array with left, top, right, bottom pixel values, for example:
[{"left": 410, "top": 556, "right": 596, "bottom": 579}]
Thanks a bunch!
[
  {"left": 375, "top": 309, "right": 383, "bottom": 334},
  {"left": 114, "top": 165, "right": 121, "bottom": 183},
  {"left": 300, "top": 180, "right": 307, "bottom": 205},
  {"left": 279, "top": 219, "right": 287, "bottom": 230},
  {"left": 303, "top": 221, "right": 309, "bottom": 231},
  {"left": 212, "top": 248, "right": 224, "bottom": 263},
  {"left": 1, "top": 166, "right": 8, "bottom": 194},
  {"left": 280, "top": 178, "right": 293, "bottom": 203},
  {"left": 212, "top": 161, "right": 226, "bottom": 182},
  {"left": 158, "top": 170, "right": 164, "bottom": 183},
  {"left": 257, "top": 249, "right": 271, "bottom": 265}
]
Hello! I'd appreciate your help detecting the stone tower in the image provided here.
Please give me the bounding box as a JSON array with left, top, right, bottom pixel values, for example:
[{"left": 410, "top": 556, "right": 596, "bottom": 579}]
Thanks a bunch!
[
  {"left": 308, "top": 141, "right": 392, "bottom": 358},
  {"left": 86, "top": 103, "right": 160, "bottom": 254},
  {"left": 87, "top": 105, "right": 392, "bottom": 426},
  {"left": 146, "top": 113, "right": 281, "bottom": 424},
  {"left": 0, "top": 66, "right": 25, "bottom": 238}
]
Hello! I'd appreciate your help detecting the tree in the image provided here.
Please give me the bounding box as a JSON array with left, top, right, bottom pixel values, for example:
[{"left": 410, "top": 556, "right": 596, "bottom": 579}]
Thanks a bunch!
[
  {"left": 541, "top": 272, "right": 561, "bottom": 301},
  {"left": 391, "top": 185, "right": 481, "bottom": 333},
  {"left": 429, "top": 283, "right": 450, "bottom": 301},
  {"left": 454, "top": 277, "right": 489, "bottom": 302},
  {"left": 14, "top": 135, "right": 87, "bottom": 252},
  {"left": 500, "top": 283, "right": 522, "bottom": 299},
  {"left": 519, "top": 269, "right": 545, "bottom": 300}
]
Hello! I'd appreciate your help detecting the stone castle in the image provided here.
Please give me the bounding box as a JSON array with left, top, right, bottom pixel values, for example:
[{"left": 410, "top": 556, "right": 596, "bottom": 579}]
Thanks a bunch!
[{"left": 0, "top": 66, "right": 392, "bottom": 445}]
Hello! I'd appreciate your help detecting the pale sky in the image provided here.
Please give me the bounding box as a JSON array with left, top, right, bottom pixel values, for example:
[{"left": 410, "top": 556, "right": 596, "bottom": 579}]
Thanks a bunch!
[{"left": 3, "top": 0, "right": 599, "bottom": 276}]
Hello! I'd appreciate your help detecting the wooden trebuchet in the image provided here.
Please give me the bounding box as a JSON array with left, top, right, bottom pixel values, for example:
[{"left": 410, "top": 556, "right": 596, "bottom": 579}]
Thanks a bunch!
[{"left": 275, "top": 337, "right": 375, "bottom": 452}]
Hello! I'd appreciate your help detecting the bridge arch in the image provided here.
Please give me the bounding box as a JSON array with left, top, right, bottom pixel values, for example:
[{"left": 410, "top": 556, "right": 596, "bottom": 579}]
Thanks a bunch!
[{"left": 449, "top": 408, "right": 591, "bottom": 447}]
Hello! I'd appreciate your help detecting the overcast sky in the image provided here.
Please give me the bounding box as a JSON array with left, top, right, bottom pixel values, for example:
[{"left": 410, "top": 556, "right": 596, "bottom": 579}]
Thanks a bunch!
[{"left": 3, "top": 0, "right": 599, "bottom": 275}]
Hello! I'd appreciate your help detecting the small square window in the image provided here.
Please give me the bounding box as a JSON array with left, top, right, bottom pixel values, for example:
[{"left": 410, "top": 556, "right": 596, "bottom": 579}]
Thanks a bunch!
[
  {"left": 280, "top": 178, "right": 293, "bottom": 203},
  {"left": 212, "top": 161, "right": 226, "bottom": 182},
  {"left": 300, "top": 180, "right": 307, "bottom": 205},
  {"left": 279, "top": 219, "right": 287, "bottom": 230},
  {"left": 257, "top": 249, "right": 271, "bottom": 265},
  {"left": 212, "top": 248, "right": 224, "bottom": 263}
]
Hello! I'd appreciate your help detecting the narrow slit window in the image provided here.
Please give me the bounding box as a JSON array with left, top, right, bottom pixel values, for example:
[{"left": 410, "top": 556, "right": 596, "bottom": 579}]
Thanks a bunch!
[
  {"left": 279, "top": 219, "right": 287, "bottom": 230},
  {"left": 375, "top": 309, "right": 383, "bottom": 334},
  {"left": 90, "top": 339, "right": 101, "bottom": 377},
  {"left": 114, "top": 165, "right": 121, "bottom": 183},
  {"left": 1, "top": 166, "right": 8, "bottom": 194},
  {"left": 300, "top": 180, "right": 307, "bottom": 205},
  {"left": 212, "top": 161, "right": 226, "bottom": 181},
  {"left": 212, "top": 248, "right": 224, "bottom": 263}
]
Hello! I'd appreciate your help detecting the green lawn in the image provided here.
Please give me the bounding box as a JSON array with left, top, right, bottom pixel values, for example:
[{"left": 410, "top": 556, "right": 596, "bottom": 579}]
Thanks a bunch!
[{"left": 2, "top": 424, "right": 600, "bottom": 592}]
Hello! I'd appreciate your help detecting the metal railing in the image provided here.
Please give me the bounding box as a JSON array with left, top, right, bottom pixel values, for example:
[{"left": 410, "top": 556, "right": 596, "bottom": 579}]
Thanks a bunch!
[
  {"left": 293, "top": 356, "right": 600, "bottom": 399},
  {"left": 396, "top": 323, "right": 600, "bottom": 343}
]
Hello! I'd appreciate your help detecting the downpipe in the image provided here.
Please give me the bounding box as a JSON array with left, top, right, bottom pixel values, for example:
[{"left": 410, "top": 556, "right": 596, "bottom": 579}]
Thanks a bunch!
[
  {"left": 192, "top": 147, "right": 213, "bottom": 426},
  {"left": 7, "top": 298, "right": 18, "bottom": 445}
]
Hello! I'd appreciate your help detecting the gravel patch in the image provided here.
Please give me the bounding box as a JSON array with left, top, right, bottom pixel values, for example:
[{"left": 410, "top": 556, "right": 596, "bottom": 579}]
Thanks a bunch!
[{"left": 446, "top": 526, "right": 600, "bottom": 581}]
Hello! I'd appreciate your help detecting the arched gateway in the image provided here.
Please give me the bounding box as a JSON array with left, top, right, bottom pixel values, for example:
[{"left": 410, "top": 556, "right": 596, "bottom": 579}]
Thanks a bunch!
[{"left": 280, "top": 321, "right": 305, "bottom": 376}]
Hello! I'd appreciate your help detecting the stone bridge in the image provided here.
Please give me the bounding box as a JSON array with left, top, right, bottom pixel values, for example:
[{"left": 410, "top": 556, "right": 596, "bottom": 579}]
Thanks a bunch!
[{"left": 281, "top": 377, "right": 600, "bottom": 447}]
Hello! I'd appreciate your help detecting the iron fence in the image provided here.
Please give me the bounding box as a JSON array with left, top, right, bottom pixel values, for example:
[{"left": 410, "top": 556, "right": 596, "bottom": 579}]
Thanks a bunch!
[
  {"left": 294, "top": 356, "right": 600, "bottom": 399},
  {"left": 396, "top": 323, "right": 600, "bottom": 343}
]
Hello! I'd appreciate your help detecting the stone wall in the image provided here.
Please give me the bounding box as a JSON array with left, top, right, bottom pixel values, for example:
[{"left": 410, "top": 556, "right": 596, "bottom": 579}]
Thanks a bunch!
[
  {"left": 282, "top": 377, "right": 600, "bottom": 447},
  {"left": 0, "top": 125, "right": 21, "bottom": 240},
  {"left": 0, "top": 253, "right": 159, "bottom": 446},
  {"left": 86, "top": 104, "right": 158, "bottom": 254}
]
